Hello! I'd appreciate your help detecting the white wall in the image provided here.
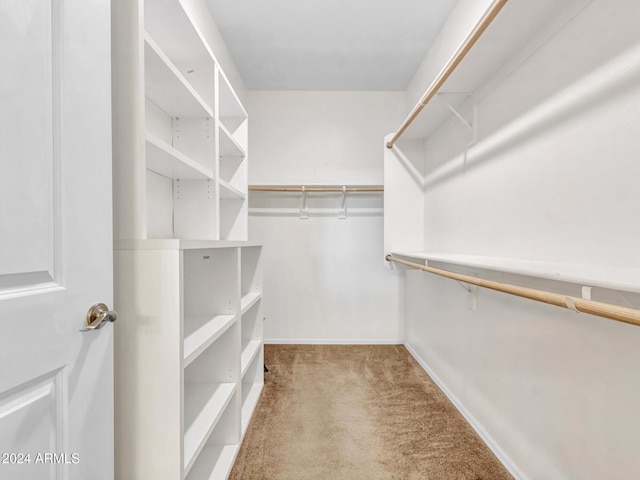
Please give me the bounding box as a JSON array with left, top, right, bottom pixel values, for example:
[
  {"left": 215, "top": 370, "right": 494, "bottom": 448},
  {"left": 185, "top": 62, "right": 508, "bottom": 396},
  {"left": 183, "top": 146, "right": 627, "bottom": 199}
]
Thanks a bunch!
[
  {"left": 247, "top": 91, "right": 405, "bottom": 343},
  {"left": 402, "top": 0, "right": 640, "bottom": 478}
]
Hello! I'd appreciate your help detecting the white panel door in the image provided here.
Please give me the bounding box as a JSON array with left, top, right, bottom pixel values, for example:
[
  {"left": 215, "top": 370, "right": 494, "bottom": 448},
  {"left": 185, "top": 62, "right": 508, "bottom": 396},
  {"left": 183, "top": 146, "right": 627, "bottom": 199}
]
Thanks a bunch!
[{"left": 0, "top": 0, "right": 113, "bottom": 479}]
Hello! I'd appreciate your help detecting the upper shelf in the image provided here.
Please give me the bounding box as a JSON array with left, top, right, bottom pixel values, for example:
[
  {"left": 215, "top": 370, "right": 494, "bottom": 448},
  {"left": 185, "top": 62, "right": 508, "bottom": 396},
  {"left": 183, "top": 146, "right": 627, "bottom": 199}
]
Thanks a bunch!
[
  {"left": 401, "top": 0, "right": 568, "bottom": 140},
  {"left": 144, "top": 0, "right": 216, "bottom": 109},
  {"left": 144, "top": 0, "right": 213, "bottom": 65},
  {"left": 219, "top": 124, "right": 246, "bottom": 158},
  {"left": 145, "top": 131, "right": 213, "bottom": 180},
  {"left": 218, "top": 70, "right": 247, "bottom": 133},
  {"left": 144, "top": 34, "right": 213, "bottom": 118},
  {"left": 391, "top": 251, "right": 640, "bottom": 294}
]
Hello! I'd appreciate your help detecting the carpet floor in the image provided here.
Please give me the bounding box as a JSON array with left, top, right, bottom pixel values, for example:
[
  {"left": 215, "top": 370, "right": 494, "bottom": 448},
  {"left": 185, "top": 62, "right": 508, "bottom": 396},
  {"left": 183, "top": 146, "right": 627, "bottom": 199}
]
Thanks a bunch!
[{"left": 230, "top": 344, "right": 513, "bottom": 480}]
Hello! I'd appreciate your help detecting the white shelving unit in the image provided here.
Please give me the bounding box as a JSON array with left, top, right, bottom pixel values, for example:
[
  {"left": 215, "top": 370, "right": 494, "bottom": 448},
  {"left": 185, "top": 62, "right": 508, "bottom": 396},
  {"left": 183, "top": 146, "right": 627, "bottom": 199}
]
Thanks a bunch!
[
  {"left": 114, "top": 241, "right": 263, "bottom": 480},
  {"left": 114, "top": 0, "right": 249, "bottom": 243},
  {"left": 112, "top": 0, "right": 261, "bottom": 478}
]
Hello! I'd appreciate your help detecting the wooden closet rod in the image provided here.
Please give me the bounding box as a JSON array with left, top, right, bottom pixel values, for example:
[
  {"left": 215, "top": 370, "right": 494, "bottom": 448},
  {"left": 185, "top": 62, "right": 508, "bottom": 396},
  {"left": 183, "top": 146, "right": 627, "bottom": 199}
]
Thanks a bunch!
[
  {"left": 249, "top": 186, "right": 384, "bottom": 193},
  {"left": 386, "top": 255, "right": 640, "bottom": 327},
  {"left": 386, "top": 0, "right": 509, "bottom": 149}
]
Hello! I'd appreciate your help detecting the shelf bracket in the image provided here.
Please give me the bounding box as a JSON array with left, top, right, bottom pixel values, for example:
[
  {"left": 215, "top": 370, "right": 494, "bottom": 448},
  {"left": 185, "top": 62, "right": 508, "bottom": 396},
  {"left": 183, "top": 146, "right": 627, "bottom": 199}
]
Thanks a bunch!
[
  {"left": 457, "top": 280, "right": 477, "bottom": 310},
  {"left": 338, "top": 186, "right": 347, "bottom": 219},
  {"left": 300, "top": 186, "right": 309, "bottom": 219},
  {"left": 437, "top": 93, "right": 477, "bottom": 145},
  {"left": 469, "top": 284, "right": 477, "bottom": 311}
]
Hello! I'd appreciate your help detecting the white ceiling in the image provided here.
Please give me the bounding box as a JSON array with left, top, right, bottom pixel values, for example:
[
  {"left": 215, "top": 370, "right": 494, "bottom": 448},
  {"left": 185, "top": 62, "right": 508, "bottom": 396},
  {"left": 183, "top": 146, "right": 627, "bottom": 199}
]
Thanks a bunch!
[{"left": 204, "top": 0, "right": 458, "bottom": 91}]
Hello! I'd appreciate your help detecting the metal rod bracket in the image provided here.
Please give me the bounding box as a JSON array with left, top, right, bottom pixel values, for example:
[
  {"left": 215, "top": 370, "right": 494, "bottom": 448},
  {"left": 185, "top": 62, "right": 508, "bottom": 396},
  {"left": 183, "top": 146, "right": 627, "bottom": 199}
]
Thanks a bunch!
[
  {"left": 437, "top": 93, "right": 477, "bottom": 145},
  {"left": 338, "top": 185, "right": 347, "bottom": 219},
  {"left": 300, "top": 186, "right": 309, "bottom": 219}
]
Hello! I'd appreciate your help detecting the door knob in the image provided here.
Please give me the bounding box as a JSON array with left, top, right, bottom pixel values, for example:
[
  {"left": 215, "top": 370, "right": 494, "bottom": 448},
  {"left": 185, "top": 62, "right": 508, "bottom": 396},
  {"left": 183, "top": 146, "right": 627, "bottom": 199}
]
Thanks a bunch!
[{"left": 80, "top": 303, "right": 117, "bottom": 332}]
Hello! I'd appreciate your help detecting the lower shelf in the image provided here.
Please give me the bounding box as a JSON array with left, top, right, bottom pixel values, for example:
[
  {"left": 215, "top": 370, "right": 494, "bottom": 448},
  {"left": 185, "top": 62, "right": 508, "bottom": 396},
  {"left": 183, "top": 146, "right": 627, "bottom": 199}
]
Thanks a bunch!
[
  {"left": 241, "top": 340, "right": 262, "bottom": 377},
  {"left": 184, "top": 382, "right": 236, "bottom": 475},
  {"left": 240, "top": 292, "right": 261, "bottom": 314},
  {"left": 185, "top": 444, "right": 239, "bottom": 480},
  {"left": 241, "top": 382, "right": 263, "bottom": 435}
]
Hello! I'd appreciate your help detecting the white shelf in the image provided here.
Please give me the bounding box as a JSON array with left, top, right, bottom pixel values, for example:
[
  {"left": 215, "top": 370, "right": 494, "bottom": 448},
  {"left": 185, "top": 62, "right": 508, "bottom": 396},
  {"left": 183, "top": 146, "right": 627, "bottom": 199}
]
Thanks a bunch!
[
  {"left": 392, "top": 251, "right": 640, "bottom": 294},
  {"left": 217, "top": 71, "right": 247, "bottom": 132},
  {"left": 179, "top": 240, "right": 259, "bottom": 249},
  {"left": 144, "top": 33, "right": 213, "bottom": 118},
  {"left": 185, "top": 444, "right": 239, "bottom": 480},
  {"left": 399, "top": 3, "right": 572, "bottom": 140},
  {"left": 144, "top": 0, "right": 215, "bottom": 108},
  {"left": 114, "top": 239, "right": 261, "bottom": 251},
  {"left": 241, "top": 292, "right": 262, "bottom": 315},
  {"left": 219, "top": 157, "right": 244, "bottom": 192},
  {"left": 219, "top": 180, "right": 246, "bottom": 200},
  {"left": 145, "top": 131, "right": 213, "bottom": 179},
  {"left": 219, "top": 123, "right": 246, "bottom": 157},
  {"left": 241, "top": 340, "right": 262, "bottom": 378},
  {"left": 144, "top": 0, "right": 213, "bottom": 66},
  {"left": 184, "top": 315, "right": 237, "bottom": 367},
  {"left": 241, "top": 383, "right": 263, "bottom": 435},
  {"left": 183, "top": 382, "right": 236, "bottom": 475}
]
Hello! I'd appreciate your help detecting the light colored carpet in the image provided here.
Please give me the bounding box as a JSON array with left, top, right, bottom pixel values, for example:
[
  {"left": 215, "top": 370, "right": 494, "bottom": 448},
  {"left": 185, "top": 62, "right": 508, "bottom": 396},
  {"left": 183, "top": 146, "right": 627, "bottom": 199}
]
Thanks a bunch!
[{"left": 230, "top": 344, "right": 512, "bottom": 480}]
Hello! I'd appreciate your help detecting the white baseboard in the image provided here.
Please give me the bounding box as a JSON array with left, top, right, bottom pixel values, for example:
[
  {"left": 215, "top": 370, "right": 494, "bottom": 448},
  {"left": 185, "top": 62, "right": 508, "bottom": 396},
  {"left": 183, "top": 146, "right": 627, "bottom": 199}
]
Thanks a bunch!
[
  {"left": 403, "top": 342, "right": 527, "bottom": 480},
  {"left": 265, "top": 338, "right": 403, "bottom": 345}
]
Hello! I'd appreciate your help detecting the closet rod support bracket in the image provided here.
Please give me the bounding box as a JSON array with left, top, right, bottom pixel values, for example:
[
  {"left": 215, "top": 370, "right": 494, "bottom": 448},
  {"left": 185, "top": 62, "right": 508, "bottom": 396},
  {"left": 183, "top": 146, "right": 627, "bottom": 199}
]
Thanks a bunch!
[
  {"left": 300, "top": 186, "right": 309, "bottom": 219},
  {"left": 338, "top": 186, "right": 347, "bottom": 219},
  {"left": 437, "top": 93, "right": 478, "bottom": 145}
]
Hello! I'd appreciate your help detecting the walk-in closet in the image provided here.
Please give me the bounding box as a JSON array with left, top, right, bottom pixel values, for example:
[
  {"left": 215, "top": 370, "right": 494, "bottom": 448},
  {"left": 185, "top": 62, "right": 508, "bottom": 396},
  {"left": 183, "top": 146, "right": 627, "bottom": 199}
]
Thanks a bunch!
[{"left": 1, "top": 0, "right": 639, "bottom": 479}]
